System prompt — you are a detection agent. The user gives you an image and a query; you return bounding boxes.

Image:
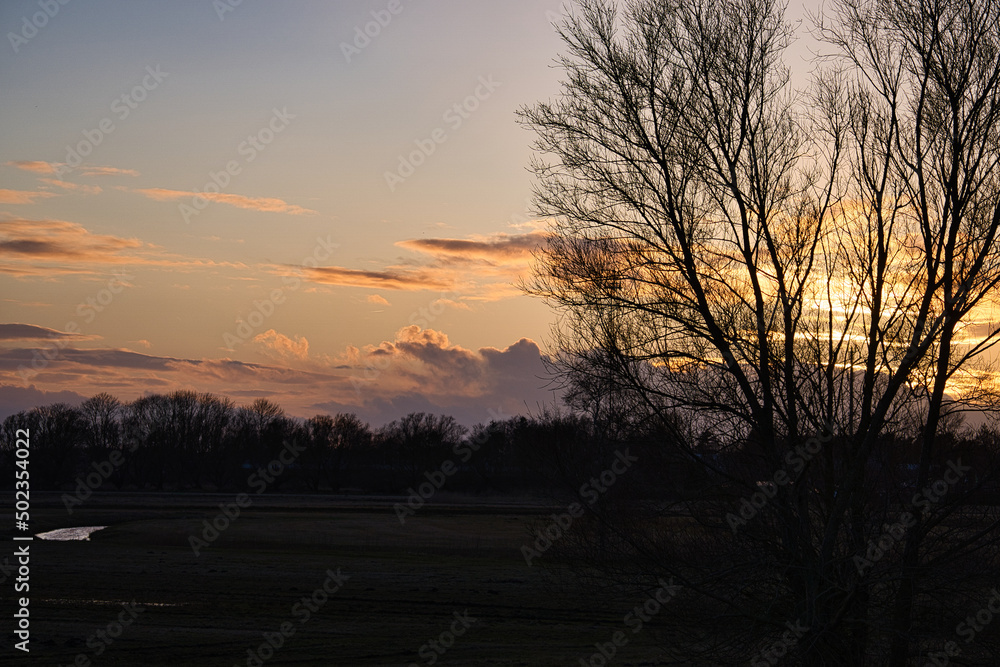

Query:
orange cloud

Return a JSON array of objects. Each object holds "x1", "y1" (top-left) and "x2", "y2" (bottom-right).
[
  {"x1": 0, "y1": 189, "x2": 59, "y2": 204},
  {"x1": 6, "y1": 161, "x2": 57, "y2": 175},
  {"x1": 80, "y1": 166, "x2": 140, "y2": 177},
  {"x1": 0, "y1": 217, "x2": 249, "y2": 277},
  {"x1": 134, "y1": 188, "x2": 316, "y2": 215},
  {"x1": 5, "y1": 162, "x2": 139, "y2": 178},
  {"x1": 40, "y1": 179, "x2": 102, "y2": 195},
  {"x1": 434, "y1": 297, "x2": 471, "y2": 311},
  {"x1": 0, "y1": 218, "x2": 141, "y2": 262},
  {"x1": 300, "y1": 231, "x2": 546, "y2": 300},
  {"x1": 367, "y1": 294, "x2": 391, "y2": 306},
  {"x1": 2, "y1": 298, "x2": 51, "y2": 307},
  {"x1": 253, "y1": 330, "x2": 310, "y2": 362}
]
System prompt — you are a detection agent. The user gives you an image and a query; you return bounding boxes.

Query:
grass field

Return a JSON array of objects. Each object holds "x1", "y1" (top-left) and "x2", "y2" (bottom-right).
[{"x1": 2, "y1": 493, "x2": 677, "y2": 666}]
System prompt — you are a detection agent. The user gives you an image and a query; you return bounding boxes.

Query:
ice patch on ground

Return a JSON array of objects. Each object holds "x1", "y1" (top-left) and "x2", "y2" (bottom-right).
[{"x1": 36, "y1": 526, "x2": 107, "y2": 541}]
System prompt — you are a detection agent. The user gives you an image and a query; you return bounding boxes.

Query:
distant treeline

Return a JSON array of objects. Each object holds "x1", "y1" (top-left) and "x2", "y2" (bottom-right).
[
  {"x1": 2, "y1": 391, "x2": 999, "y2": 499},
  {"x1": 0, "y1": 391, "x2": 635, "y2": 495}
]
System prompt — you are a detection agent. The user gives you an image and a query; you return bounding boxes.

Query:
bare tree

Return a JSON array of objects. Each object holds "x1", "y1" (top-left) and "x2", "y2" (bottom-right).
[
  {"x1": 304, "y1": 413, "x2": 371, "y2": 491},
  {"x1": 520, "y1": 0, "x2": 1000, "y2": 663},
  {"x1": 123, "y1": 393, "x2": 175, "y2": 489},
  {"x1": 378, "y1": 412, "x2": 467, "y2": 489},
  {"x1": 1, "y1": 404, "x2": 84, "y2": 487},
  {"x1": 79, "y1": 392, "x2": 122, "y2": 456}
]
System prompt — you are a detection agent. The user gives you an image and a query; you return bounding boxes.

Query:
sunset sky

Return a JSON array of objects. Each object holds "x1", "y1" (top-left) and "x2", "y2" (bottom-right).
[{"x1": 0, "y1": 0, "x2": 819, "y2": 425}]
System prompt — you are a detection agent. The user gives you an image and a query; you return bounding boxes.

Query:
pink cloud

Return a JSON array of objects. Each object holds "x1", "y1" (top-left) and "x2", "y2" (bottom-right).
[
  {"x1": 0, "y1": 327, "x2": 556, "y2": 425},
  {"x1": 252, "y1": 330, "x2": 310, "y2": 362}
]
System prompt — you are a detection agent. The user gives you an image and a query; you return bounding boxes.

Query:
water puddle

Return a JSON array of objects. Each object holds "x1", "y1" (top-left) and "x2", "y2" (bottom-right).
[
  {"x1": 36, "y1": 526, "x2": 107, "y2": 541},
  {"x1": 42, "y1": 598, "x2": 183, "y2": 607}
]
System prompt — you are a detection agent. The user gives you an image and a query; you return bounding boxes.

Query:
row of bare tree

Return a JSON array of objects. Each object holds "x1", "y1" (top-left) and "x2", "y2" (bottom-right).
[
  {"x1": 0, "y1": 390, "x2": 618, "y2": 493},
  {"x1": 7, "y1": 389, "x2": 995, "y2": 497}
]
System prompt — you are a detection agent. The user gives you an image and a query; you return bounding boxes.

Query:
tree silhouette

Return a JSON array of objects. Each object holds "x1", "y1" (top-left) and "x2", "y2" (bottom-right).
[{"x1": 520, "y1": 0, "x2": 1000, "y2": 662}]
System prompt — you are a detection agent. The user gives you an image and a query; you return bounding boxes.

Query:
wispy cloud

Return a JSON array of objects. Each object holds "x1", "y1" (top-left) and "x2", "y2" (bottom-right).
[
  {"x1": 80, "y1": 166, "x2": 140, "y2": 177},
  {"x1": 40, "y1": 179, "x2": 102, "y2": 195},
  {"x1": 6, "y1": 161, "x2": 139, "y2": 178},
  {"x1": 508, "y1": 218, "x2": 551, "y2": 232},
  {"x1": 304, "y1": 266, "x2": 455, "y2": 291},
  {"x1": 396, "y1": 230, "x2": 547, "y2": 261},
  {"x1": 6, "y1": 160, "x2": 57, "y2": 175},
  {"x1": 0, "y1": 189, "x2": 59, "y2": 204},
  {"x1": 0, "y1": 217, "x2": 248, "y2": 277},
  {"x1": 300, "y1": 231, "x2": 547, "y2": 300},
  {"x1": 0, "y1": 323, "x2": 99, "y2": 341},
  {"x1": 2, "y1": 298, "x2": 51, "y2": 308},
  {"x1": 0, "y1": 218, "x2": 141, "y2": 263},
  {"x1": 134, "y1": 188, "x2": 316, "y2": 215}
]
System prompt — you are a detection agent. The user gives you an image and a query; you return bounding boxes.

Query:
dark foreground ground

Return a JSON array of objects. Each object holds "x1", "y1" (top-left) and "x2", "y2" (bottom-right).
[{"x1": 0, "y1": 493, "x2": 675, "y2": 666}]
